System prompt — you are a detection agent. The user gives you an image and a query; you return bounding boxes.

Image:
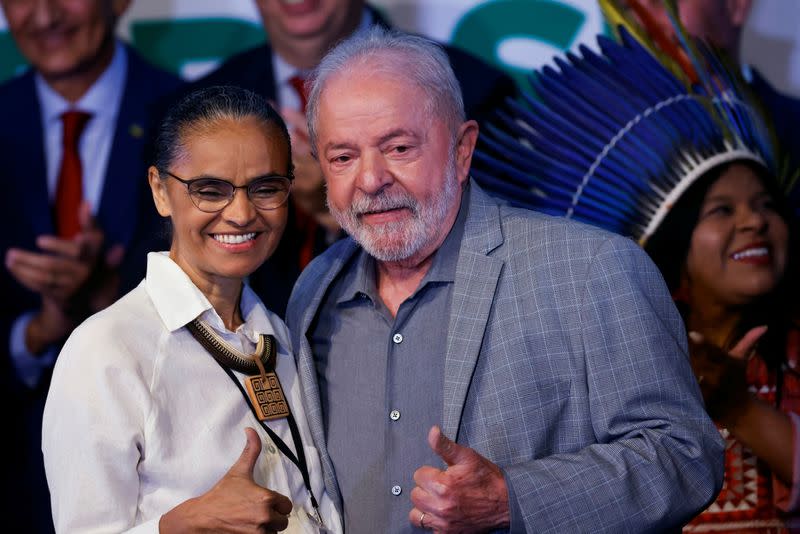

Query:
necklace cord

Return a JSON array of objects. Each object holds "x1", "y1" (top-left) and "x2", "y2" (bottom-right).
[{"x1": 184, "y1": 320, "x2": 320, "y2": 513}]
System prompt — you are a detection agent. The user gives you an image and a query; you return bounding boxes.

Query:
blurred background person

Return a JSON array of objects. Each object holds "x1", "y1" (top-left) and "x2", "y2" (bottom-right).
[
  {"x1": 0, "y1": 0, "x2": 182, "y2": 530},
  {"x1": 193, "y1": 0, "x2": 518, "y2": 317},
  {"x1": 42, "y1": 85, "x2": 342, "y2": 534},
  {"x1": 625, "y1": 0, "x2": 800, "y2": 174},
  {"x1": 477, "y1": 5, "x2": 800, "y2": 530}
]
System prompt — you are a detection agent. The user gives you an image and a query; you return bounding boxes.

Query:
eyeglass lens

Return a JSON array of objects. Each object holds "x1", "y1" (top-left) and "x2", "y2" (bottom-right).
[{"x1": 188, "y1": 177, "x2": 291, "y2": 212}]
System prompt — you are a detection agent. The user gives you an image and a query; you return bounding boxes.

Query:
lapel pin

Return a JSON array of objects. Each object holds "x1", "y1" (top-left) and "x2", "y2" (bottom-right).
[{"x1": 129, "y1": 123, "x2": 144, "y2": 138}]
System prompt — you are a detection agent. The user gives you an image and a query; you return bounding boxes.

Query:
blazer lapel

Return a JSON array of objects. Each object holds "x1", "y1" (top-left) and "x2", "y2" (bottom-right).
[
  {"x1": 442, "y1": 183, "x2": 504, "y2": 440},
  {"x1": 6, "y1": 73, "x2": 53, "y2": 238},
  {"x1": 97, "y1": 49, "x2": 148, "y2": 248},
  {"x1": 293, "y1": 239, "x2": 360, "y2": 515}
]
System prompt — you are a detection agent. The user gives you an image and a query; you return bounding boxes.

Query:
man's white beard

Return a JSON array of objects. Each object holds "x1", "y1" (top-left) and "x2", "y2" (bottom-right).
[{"x1": 329, "y1": 153, "x2": 460, "y2": 262}]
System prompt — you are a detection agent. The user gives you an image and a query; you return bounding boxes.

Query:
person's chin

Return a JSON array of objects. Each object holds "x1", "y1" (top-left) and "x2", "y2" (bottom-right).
[{"x1": 210, "y1": 260, "x2": 262, "y2": 282}]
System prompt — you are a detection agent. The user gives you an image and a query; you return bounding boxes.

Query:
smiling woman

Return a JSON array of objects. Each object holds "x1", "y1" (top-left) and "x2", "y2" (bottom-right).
[
  {"x1": 40, "y1": 85, "x2": 343, "y2": 534},
  {"x1": 147, "y1": 92, "x2": 293, "y2": 314},
  {"x1": 642, "y1": 159, "x2": 800, "y2": 533},
  {"x1": 476, "y1": 5, "x2": 800, "y2": 528}
]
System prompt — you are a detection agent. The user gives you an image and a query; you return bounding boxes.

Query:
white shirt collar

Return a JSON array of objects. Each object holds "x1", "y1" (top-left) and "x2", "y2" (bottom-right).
[
  {"x1": 144, "y1": 252, "x2": 277, "y2": 342},
  {"x1": 35, "y1": 40, "x2": 127, "y2": 122}
]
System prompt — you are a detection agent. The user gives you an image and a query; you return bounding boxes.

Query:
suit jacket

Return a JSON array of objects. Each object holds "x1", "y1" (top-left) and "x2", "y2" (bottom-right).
[
  {"x1": 192, "y1": 5, "x2": 518, "y2": 318},
  {"x1": 286, "y1": 181, "x2": 724, "y2": 532},
  {"x1": 0, "y1": 45, "x2": 182, "y2": 532},
  {"x1": 750, "y1": 68, "x2": 800, "y2": 175}
]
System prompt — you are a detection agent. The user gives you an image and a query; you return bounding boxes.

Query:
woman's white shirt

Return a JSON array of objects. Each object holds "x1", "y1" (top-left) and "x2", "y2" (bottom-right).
[{"x1": 42, "y1": 252, "x2": 341, "y2": 534}]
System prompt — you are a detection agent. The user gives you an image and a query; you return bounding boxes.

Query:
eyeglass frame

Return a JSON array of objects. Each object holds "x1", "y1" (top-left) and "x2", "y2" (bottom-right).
[{"x1": 160, "y1": 170, "x2": 293, "y2": 213}]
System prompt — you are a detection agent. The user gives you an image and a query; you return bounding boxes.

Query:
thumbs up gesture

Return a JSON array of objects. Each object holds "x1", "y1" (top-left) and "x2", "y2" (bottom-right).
[
  {"x1": 409, "y1": 426, "x2": 510, "y2": 532},
  {"x1": 160, "y1": 428, "x2": 293, "y2": 533}
]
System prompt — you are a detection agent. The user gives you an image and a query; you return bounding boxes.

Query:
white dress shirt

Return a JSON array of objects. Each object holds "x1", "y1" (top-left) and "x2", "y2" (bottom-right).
[
  {"x1": 42, "y1": 252, "x2": 341, "y2": 534},
  {"x1": 37, "y1": 40, "x2": 126, "y2": 210},
  {"x1": 10, "y1": 41, "x2": 128, "y2": 387}
]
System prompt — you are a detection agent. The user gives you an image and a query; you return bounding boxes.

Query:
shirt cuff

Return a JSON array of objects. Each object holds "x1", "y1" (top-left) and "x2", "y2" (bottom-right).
[
  {"x1": 9, "y1": 311, "x2": 58, "y2": 389},
  {"x1": 501, "y1": 468, "x2": 525, "y2": 533}
]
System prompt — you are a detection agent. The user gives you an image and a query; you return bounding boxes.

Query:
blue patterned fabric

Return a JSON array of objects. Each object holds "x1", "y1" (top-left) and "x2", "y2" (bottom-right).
[
  {"x1": 474, "y1": 27, "x2": 778, "y2": 245},
  {"x1": 287, "y1": 182, "x2": 724, "y2": 532}
]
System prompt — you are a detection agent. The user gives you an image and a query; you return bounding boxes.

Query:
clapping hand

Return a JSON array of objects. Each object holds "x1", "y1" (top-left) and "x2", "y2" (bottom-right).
[
  {"x1": 5, "y1": 202, "x2": 124, "y2": 353},
  {"x1": 688, "y1": 326, "x2": 767, "y2": 426},
  {"x1": 160, "y1": 428, "x2": 293, "y2": 533},
  {"x1": 280, "y1": 107, "x2": 339, "y2": 232},
  {"x1": 409, "y1": 426, "x2": 510, "y2": 533}
]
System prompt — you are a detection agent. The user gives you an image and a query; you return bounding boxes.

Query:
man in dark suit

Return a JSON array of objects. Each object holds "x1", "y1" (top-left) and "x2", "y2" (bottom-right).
[
  {"x1": 634, "y1": 0, "x2": 800, "y2": 172},
  {"x1": 0, "y1": 0, "x2": 182, "y2": 530},
  {"x1": 195, "y1": 0, "x2": 518, "y2": 317}
]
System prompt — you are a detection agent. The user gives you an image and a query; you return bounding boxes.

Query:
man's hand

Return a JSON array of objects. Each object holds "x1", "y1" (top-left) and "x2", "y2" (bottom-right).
[
  {"x1": 5, "y1": 202, "x2": 124, "y2": 353},
  {"x1": 688, "y1": 326, "x2": 766, "y2": 427},
  {"x1": 160, "y1": 427, "x2": 293, "y2": 533},
  {"x1": 409, "y1": 426, "x2": 510, "y2": 533},
  {"x1": 6, "y1": 234, "x2": 98, "y2": 305}
]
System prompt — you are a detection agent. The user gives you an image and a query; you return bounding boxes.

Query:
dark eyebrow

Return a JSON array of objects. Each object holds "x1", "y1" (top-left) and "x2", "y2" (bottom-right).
[
  {"x1": 182, "y1": 172, "x2": 289, "y2": 183},
  {"x1": 704, "y1": 190, "x2": 771, "y2": 204},
  {"x1": 249, "y1": 173, "x2": 292, "y2": 181}
]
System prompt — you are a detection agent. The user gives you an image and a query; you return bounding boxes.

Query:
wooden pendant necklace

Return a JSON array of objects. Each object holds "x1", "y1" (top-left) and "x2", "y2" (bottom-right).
[{"x1": 185, "y1": 319, "x2": 290, "y2": 421}]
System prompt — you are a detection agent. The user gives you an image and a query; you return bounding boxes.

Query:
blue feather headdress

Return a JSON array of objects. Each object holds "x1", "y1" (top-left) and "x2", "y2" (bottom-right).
[{"x1": 473, "y1": 3, "x2": 781, "y2": 245}]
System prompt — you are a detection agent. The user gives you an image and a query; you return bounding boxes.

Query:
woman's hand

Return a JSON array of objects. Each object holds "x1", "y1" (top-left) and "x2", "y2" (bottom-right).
[
  {"x1": 687, "y1": 326, "x2": 766, "y2": 427},
  {"x1": 689, "y1": 326, "x2": 795, "y2": 486},
  {"x1": 159, "y1": 428, "x2": 293, "y2": 533}
]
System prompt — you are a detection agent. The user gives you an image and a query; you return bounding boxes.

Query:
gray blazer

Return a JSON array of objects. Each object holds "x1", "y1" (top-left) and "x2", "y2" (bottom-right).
[{"x1": 287, "y1": 181, "x2": 724, "y2": 533}]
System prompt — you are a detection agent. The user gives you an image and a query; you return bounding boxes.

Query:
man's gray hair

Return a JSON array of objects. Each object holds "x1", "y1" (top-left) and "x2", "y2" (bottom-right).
[{"x1": 306, "y1": 26, "x2": 466, "y2": 154}]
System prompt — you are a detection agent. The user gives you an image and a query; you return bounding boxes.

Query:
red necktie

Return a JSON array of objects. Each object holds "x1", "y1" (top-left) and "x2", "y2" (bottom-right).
[
  {"x1": 54, "y1": 110, "x2": 92, "y2": 238},
  {"x1": 288, "y1": 74, "x2": 309, "y2": 112},
  {"x1": 287, "y1": 74, "x2": 318, "y2": 269}
]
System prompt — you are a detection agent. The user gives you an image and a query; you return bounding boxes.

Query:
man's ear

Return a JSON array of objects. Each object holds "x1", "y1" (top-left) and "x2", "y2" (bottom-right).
[
  {"x1": 455, "y1": 119, "x2": 479, "y2": 185},
  {"x1": 148, "y1": 166, "x2": 172, "y2": 218}
]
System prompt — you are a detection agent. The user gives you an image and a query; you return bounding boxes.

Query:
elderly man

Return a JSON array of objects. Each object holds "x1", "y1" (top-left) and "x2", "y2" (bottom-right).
[
  {"x1": 286, "y1": 27, "x2": 724, "y2": 533},
  {"x1": 195, "y1": 0, "x2": 517, "y2": 317},
  {"x1": 0, "y1": 0, "x2": 181, "y2": 530}
]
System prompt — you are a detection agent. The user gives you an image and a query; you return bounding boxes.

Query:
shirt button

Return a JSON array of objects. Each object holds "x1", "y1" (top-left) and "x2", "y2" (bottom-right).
[
  {"x1": 267, "y1": 444, "x2": 276, "y2": 454},
  {"x1": 393, "y1": 333, "x2": 403, "y2": 344},
  {"x1": 390, "y1": 409, "x2": 401, "y2": 421},
  {"x1": 391, "y1": 485, "x2": 402, "y2": 496}
]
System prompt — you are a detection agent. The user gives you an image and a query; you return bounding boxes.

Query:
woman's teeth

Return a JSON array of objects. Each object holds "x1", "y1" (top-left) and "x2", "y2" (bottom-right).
[
  {"x1": 213, "y1": 233, "x2": 256, "y2": 244},
  {"x1": 732, "y1": 247, "x2": 768, "y2": 260}
]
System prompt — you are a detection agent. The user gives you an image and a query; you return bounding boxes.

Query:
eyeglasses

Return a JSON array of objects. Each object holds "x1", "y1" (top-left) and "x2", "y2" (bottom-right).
[{"x1": 162, "y1": 171, "x2": 292, "y2": 212}]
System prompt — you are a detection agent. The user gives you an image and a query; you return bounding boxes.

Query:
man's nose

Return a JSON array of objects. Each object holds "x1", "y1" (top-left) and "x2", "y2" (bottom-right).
[
  {"x1": 32, "y1": 0, "x2": 61, "y2": 28},
  {"x1": 356, "y1": 151, "x2": 393, "y2": 194}
]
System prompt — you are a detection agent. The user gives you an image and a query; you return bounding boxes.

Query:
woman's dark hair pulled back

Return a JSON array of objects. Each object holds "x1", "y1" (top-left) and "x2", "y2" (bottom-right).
[{"x1": 151, "y1": 85, "x2": 292, "y2": 176}]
